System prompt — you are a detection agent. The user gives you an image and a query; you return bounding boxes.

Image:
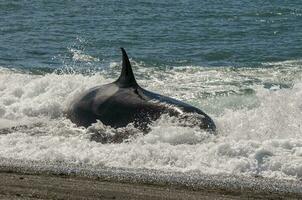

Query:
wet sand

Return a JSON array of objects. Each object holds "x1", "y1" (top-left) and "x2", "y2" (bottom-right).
[
  {"x1": 0, "y1": 161, "x2": 301, "y2": 199},
  {"x1": 0, "y1": 172, "x2": 242, "y2": 200}
]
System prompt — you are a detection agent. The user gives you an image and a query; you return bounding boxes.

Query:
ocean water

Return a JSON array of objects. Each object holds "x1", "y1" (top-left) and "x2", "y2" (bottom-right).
[{"x1": 0, "y1": 1, "x2": 302, "y2": 181}]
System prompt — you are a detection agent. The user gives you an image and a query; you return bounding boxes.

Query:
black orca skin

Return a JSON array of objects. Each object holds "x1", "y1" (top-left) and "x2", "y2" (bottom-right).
[{"x1": 66, "y1": 48, "x2": 216, "y2": 133}]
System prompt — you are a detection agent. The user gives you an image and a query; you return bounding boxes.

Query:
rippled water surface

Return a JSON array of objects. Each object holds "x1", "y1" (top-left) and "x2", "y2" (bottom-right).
[{"x1": 0, "y1": 1, "x2": 302, "y2": 181}]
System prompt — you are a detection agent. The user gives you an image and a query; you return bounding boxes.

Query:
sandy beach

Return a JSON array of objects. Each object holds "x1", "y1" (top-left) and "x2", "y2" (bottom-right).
[
  {"x1": 0, "y1": 161, "x2": 301, "y2": 200},
  {"x1": 0, "y1": 171, "x2": 241, "y2": 200}
]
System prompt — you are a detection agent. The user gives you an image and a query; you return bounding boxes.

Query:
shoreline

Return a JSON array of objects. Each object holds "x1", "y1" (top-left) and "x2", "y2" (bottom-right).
[
  {"x1": 0, "y1": 160, "x2": 301, "y2": 199},
  {"x1": 0, "y1": 171, "x2": 241, "y2": 200}
]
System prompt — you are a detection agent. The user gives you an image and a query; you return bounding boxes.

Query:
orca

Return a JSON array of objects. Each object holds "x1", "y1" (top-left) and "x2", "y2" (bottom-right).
[{"x1": 67, "y1": 48, "x2": 216, "y2": 138}]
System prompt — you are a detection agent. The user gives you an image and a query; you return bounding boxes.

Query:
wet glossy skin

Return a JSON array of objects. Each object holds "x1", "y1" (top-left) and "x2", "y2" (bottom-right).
[
  {"x1": 66, "y1": 48, "x2": 216, "y2": 133},
  {"x1": 67, "y1": 83, "x2": 216, "y2": 131}
]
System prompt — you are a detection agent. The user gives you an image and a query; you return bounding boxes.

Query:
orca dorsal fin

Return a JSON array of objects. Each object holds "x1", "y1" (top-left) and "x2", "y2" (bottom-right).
[{"x1": 116, "y1": 48, "x2": 138, "y2": 87}]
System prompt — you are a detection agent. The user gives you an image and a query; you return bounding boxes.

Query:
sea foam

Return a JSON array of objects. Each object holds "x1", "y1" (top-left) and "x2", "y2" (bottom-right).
[{"x1": 0, "y1": 62, "x2": 302, "y2": 180}]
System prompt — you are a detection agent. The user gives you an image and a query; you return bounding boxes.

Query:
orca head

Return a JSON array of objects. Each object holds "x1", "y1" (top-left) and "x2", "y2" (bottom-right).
[{"x1": 115, "y1": 48, "x2": 138, "y2": 88}]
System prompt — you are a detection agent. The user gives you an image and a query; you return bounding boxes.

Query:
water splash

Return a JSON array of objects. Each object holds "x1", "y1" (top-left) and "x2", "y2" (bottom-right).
[{"x1": 0, "y1": 61, "x2": 302, "y2": 180}]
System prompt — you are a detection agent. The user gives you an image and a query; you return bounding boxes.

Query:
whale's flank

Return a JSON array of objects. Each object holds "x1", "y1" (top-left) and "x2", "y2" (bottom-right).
[{"x1": 66, "y1": 48, "x2": 216, "y2": 142}]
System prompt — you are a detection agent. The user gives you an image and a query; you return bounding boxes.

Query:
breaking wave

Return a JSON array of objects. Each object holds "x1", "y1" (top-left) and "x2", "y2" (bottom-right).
[{"x1": 0, "y1": 60, "x2": 302, "y2": 180}]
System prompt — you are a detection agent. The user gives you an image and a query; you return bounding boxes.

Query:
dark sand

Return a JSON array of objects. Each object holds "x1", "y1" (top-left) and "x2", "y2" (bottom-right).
[
  {"x1": 0, "y1": 160, "x2": 301, "y2": 199},
  {"x1": 0, "y1": 172, "x2": 242, "y2": 200}
]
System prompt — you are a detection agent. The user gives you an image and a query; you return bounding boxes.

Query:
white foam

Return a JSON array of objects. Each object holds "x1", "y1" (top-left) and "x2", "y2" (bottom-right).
[
  {"x1": 0, "y1": 63, "x2": 302, "y2": 181},
  {"x1": 69, "y1": 48, "x2": 100, "y2": 62}
]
